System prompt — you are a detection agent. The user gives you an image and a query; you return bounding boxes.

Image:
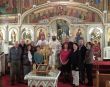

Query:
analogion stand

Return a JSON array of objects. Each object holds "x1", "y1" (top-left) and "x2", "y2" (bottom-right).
[{"x1": 24, "y1": 70, "x2": 61, "y2": 87}]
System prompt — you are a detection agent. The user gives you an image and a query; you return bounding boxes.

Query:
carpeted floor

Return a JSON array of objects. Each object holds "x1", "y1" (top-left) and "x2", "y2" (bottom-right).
[
  {"x1": 1, "y1": 75, "x2": 92, "y2": 87},
  {"x1": 1, "y1": 75, "x2": 27, "y2": 87}
]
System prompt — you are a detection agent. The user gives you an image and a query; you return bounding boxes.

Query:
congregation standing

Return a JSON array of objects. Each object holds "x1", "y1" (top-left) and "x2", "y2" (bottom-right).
[{"x1": 8, "y1": 35, "x2": 94, "y2": 87}]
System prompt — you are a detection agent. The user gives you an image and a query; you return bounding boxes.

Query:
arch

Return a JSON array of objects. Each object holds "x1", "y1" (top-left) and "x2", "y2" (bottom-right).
[
  {"x1": 20, "y1": 1, "x2": 104, "y2": 25},
  {"x1": 48, "y1": 16, "x2": 71, "y2": 26},
  {"x1": 0, "y1": 26, "x2": 6, "y2": 41},
  {"x1": 89, "y1": 26, "x2": 103, "y2": 34}
]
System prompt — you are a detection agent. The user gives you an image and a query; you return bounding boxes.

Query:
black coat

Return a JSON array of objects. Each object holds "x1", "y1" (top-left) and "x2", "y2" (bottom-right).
[
  {"x1": 23, "y1": 51, "x2": 32, "y2": 66},
  {"x1": 19, "y1": 44, "x2": 27, "y2": 55},
  {"x1": 70, "y1": 50, "x2": 81, "y2": 71},
  {"x1": 79, "y1": 45, "x2": 87, "y2": 62}
]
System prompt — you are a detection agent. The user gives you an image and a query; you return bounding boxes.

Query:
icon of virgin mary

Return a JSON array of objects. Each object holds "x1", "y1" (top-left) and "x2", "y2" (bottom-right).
[{"x1": 75, "y1": 29, "x2": 83, "y2": 43}]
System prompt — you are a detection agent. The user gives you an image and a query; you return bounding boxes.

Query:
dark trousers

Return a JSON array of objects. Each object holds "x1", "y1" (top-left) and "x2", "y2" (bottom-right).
[
  {"x1": 85, "y1": 64, "x2": 93, "y2": 86},
  {"x1": 10, "y1": 61, "x2": 21, "y2": 83},
  {"x1": 60, "y1": 62, "x2": 71, "y2": 83},
  {"x1": 79, "y1": 63, "x2": 85, "y2": 84},
  {"x1": 20, "y1": 62, "x2": 24, "y2": 81},
  {"x1": 23, "y1": 65, "x2": 31, "y2": 76}
]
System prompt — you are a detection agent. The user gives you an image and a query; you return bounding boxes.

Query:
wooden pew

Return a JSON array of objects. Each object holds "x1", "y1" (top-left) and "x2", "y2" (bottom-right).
[
  {"x1": 106, "y1": 80, "x2": 110, "y2": 87},
  {"x1": 96, "y1": 71, "x2": 110, "y2": 87}
]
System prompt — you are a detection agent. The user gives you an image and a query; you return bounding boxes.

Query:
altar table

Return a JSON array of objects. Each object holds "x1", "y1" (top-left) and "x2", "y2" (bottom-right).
[{"x1": 24, "y1": 70, "x2": 61, "y2": 87}]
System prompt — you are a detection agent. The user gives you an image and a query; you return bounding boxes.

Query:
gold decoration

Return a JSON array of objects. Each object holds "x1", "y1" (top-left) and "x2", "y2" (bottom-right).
[
  {"x1": 40, "y1": 45, "x2": 52, "y2": 64},
  {"x1": 32, "y1": 64, "x2": 36, "y2": 74}
]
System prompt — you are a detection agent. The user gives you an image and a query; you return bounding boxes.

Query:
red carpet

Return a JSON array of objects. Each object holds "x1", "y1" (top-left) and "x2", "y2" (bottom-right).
[
  {"x1": 2, "y1": 75, "x2": 27, "y2": 87},
  {"x1": 2, "y1": 61, "x2": 109, "y2": 87},
  {"x1": 1, "y1": 75, "x2": 89, "y2": 87}
]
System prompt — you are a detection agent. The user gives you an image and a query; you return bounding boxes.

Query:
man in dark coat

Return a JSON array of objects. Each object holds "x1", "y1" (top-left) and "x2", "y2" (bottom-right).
[
  {"x1": 19, "y1": 39, "x2": 27, "y2": 82},
  {"x1": 8, "y1": 41, "x2": 22, "y2": 85},
  {"x1": 78, "y1": 39, "x2": 87, "y2": 84}
]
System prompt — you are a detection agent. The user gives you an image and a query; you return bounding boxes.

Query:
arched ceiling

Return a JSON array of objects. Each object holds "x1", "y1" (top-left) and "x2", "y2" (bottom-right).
[{"x1": 20, "y1": 1, "x2": 104, "y2": 25}]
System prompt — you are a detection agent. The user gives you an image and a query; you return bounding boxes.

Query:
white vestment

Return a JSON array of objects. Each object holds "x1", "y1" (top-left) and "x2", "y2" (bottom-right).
[
  {"x1": 49, "y1": 40, "x2": 61, "y2": 67},
  {"x1": 36, "y1": 40, "x2": 48, "y2": 46}
]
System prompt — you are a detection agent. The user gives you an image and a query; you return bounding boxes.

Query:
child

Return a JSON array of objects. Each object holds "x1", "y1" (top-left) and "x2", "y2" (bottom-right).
[{"x1": 34, "y1": 46, "x2": 44, "y2": 64}]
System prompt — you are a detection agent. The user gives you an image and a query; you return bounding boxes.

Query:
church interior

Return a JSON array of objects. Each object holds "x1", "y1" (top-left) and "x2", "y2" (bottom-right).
[{"x1": 0, "y1": 0, "x2": 110, "y2": 87}]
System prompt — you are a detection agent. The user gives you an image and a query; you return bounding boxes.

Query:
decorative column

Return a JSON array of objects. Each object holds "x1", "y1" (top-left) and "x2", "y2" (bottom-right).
[
  {"x1": 18, "y1": 13, "x2": 21, "y2": 25},
  {"x1": 84, "y1": 24, "x2": 88, "y2": 42},
  {"x1": 33, "y1": 25, "x2": 36, "y2": 41},
  {"x1": 104, "y1": 24, "x2": 108, "y2": 47},
  {"x1": 103, "y1": 10, "x2": 107, "y2": 23},
  {"x1": 101, "y1": 24, "x2": 106, "y2": 60},
  {"x1": 17, "y1": 0, "x2": 21, "y2": 13},
  {"x1": 5, "y1": 25, "x2": 9, "y2": 43},
  {"x1": 27, "y1": 15, "x2": 30, "y2": 24},
  {"x1": 104, "y1": 0, "x2": 107, "y2": 11},
  {"x1": 3, "y1": 25, "x2": 9, "y2": 54},
  {"x1": 18, "y1": 25, "x2": 22, "y2": 42},
  {"x1": 103, "y1": 0, "x2": 108, "y2": 23}
]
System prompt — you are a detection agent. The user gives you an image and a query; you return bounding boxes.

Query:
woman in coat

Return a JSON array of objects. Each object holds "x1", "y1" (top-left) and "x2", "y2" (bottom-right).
[
  {"x1": 59, "y1": 42, "x2": 70, "y2": 82},
  {"x1": 70, "y1": 43, "x2": 81, "y2": 87},
  {"x1": 85, "y1": 42, "x2": 93, "y2": 86},
  {"x1": 23, "y1": 44, "x2": 32, "y2": 76}
]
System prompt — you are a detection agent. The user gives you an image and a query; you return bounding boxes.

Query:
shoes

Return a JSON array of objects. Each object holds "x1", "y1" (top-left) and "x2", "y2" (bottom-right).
[
  {"x1": 80, "y1": 81, "x2": 85, "y2": 85},
  {"x1": 75, "y1": 86, "x2": 79, "y2": 87},
  {"x1": 71, "y1": 84, "x2": 79, "y2": 87},
  {"x1": 17, "y1": 81, "x2": 24, "y2": 84},
  {"x1": 72, "y1": 84, "x2": 75, "y2": 87},
  {"x1": 86, "y1": 83, "x2": 93, "y2": 86},
  {"x1": 10, "y1": 82, "x2": 15, "y2": 86},
  {"x1": 23, "y1": 81, "x2": 27, "y2": 84}
]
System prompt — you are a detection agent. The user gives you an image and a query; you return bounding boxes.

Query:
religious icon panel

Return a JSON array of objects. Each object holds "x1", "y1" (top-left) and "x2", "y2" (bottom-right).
[
  {"x1": 36, "y1": 27, "x2": 47, "y2": 40},
  {"x1": 70, "y1": 26, "x2": 85, "y2": 42},
  {"x1": 9, "y1": 28, "x2": 18, "y2": 45},
  {"x1": 88, "y1": 27, "x2": 102, "y2": 60},
  {"x1": 0, "y1": 27, "x2": 5, "y2": 44},
  {"x1": 107, "y1": 28, "x2": 110, "y2": 46},
  {"x1": 21, "y1": 28, "x2": 34, "y2": 43}
]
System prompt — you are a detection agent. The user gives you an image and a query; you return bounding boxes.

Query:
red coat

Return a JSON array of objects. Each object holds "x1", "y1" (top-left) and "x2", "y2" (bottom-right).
[{"x1": 60, "y1": 49, "x2": 70, "y2": 65}]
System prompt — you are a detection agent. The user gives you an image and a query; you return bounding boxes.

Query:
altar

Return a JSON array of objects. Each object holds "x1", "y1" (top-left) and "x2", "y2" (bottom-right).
[{"x1": 24, "y1": 70, "x2": 61, "y2": 87}]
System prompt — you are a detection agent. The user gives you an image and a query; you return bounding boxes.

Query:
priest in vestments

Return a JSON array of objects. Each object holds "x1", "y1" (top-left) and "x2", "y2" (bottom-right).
[{"x1": 49, "y1": 36, "x2": 61, "y2": 69}]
